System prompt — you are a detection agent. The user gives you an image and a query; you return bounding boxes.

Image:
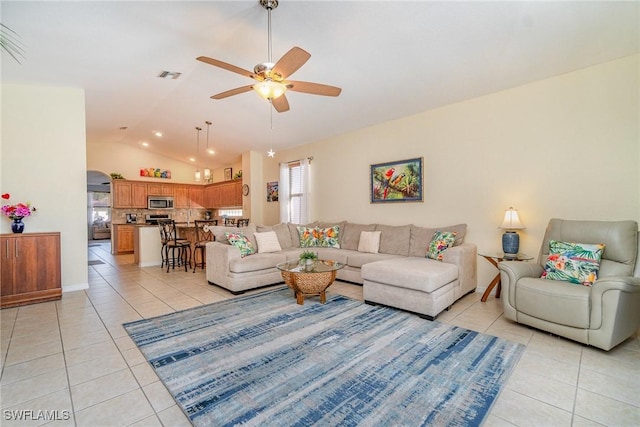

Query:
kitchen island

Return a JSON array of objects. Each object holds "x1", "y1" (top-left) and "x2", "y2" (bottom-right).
[{"x1": 133, "y1": 225, "x2": 163, "y2": 267}]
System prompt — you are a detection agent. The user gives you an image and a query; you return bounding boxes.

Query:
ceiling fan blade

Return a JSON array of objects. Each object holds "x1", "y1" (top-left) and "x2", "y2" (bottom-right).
[
  {"x1": 211, "y1": 85, "x2": 254, "y2": 100},
  {"x1": 197, "y1": 56, "x2": 256, "y2": 79},
  {"x1": 271, "y1": 94, "x2": 290, "y2": 113},
  {"x1": 272, "y1": 47, "x2": 311, "y2": 79},
  {"x1": 287, "y1": 80, "x2": 342, "y2": 97}
]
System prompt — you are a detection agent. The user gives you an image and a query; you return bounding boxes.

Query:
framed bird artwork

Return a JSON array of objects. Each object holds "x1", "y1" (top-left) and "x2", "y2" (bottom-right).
[{"x1": 370, "y1": 157, "x2": 423, "y2": 203}]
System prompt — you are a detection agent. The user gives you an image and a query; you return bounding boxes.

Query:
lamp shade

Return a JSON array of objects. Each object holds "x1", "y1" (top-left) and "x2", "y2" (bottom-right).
[
  {"x1": 499, "y1": 207, "x2": 525, "y2": 230},
  {"x1": 253, "y1": 80, "x2": 287, "y2": 100}
]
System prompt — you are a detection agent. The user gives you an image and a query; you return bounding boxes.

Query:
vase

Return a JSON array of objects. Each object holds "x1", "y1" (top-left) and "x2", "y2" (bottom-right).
[{"x1": 11, "y1": 217, "x2": 25, "y2": 234}]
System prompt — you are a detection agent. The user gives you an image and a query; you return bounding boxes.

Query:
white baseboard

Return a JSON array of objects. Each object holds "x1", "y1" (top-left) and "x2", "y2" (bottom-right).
[{"x1": 62, "y1": 283, "x2": 89, "y2": 292}]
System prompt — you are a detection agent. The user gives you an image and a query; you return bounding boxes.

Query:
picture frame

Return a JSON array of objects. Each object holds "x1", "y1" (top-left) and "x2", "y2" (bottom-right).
[
  {"x1": 224, "y1": 168, "x2": 232, "y2": 181},
  {"x1": 370, "y1": 157, "x2": 423, "y2": 203},
  {"x1": 266, "y1": 181, "x2": 279, "y2": 202}
]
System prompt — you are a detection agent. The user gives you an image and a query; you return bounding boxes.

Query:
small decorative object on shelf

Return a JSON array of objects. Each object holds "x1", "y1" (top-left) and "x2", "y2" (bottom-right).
[
  {"x1": 110, "y1": 172, "x2": 124, "y2": 179},
  {"x1": 1, "y1": 193, "x2": 37, "y2": 234}
]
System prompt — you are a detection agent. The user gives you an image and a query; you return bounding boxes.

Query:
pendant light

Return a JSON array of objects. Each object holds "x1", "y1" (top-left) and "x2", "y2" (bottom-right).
[
  {"x1": 194, "y1": 126, "x2": 202, "y2": 182},
  {"x1": 204, "y1": 121, "x2": 212, "y2": 182}
]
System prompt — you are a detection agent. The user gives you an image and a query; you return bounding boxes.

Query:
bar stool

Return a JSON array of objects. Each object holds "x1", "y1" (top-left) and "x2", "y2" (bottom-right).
[
  {"x1": 159, "y1": 220, "x2": 192, "y2": 272},
  {"x1": 223, "y1": 217, "x2": 236, "y2": 226},
  {"x1": 236, "y1": 218, "x2": 249, "y2": 227},
  {"x1": 193, "y1": 219, "x2": 217, "y2": 273}
]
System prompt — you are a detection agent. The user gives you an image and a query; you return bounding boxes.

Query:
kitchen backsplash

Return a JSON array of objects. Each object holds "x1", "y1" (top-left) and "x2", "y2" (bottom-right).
[{"x1": 111, "y1": 208, "x2": 208, "y2": 224}]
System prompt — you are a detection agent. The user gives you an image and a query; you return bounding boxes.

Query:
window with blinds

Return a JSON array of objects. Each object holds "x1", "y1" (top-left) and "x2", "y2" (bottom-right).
[{"x1": 288, "y1": 161, "x2": 304, "y2": 224}]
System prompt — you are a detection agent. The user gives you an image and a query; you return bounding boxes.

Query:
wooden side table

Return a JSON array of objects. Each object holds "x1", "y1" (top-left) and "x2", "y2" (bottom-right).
[{"x1": 480, "y1": 253, "x2": 533, "y2": 302}]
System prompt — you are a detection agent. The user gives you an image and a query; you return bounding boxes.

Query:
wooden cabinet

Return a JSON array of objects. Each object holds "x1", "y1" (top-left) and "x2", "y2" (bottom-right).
[
  {"x1": 189, "y1": 185, "x2": 205, "y2": 209},
  {"x1": 205, "y1": 180, "x2": 242, "y2": 208},
  {"x1": 1, "y1": 232, "x2": 62, "y2": 308},
  {"x1": 147, "y1": 183, "x2": 173, "y2": 196},
  {"x1": 113, "y1": 224, "x2": 135, "y2": 254},
  {"x1": 174, "y1": 185, "x2": 190, "y2": 209},
  {"x1": 112, "y1": 180, "x2": 147, "y2": 208}
]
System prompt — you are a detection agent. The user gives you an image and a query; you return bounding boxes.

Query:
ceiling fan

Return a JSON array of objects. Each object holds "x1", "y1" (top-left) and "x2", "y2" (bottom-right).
[{"x1": 196, "y1": 0, "x2": 341, "y2": 113}]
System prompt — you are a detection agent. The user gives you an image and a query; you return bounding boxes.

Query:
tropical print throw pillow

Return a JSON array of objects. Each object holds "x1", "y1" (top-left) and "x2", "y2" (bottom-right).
[
  {"x1": 540, "y1": 240, "x2": 605, "y2": 286},
  {"x1": 426, "y1": 231, "x2": 457, "y2": 261},
  {"x1": 225, "y1": 232, "x2": 256, "y2": 257},
  {"x1": 297, "y1": 225, "x2": 341, "y2": 248},
  {"x1": 297, "y1": 226, "x2": 318, "y2": 248}
]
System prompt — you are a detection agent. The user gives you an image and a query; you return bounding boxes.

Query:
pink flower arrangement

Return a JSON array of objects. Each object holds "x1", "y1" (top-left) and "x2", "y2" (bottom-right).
[{"x1": 1, "y1": 193, "x2": 37, "y2": 219}]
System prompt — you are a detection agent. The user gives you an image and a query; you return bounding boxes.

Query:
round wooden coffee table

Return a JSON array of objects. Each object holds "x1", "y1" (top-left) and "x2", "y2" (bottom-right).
[{"x1": 276, "y1": 260, "x2": 345, "y2": 305}]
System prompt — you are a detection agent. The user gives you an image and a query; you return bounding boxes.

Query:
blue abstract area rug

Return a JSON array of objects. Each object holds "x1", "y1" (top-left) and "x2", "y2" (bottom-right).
[{"x1": 123, "y1": 287, "x2": 524, "y2": 426}]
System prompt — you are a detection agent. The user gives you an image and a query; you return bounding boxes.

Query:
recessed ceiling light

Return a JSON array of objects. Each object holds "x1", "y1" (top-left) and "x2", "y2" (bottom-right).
[
  {"x1": 141, "y1": 142, "x2": 149, "y2": 147},
  {"x1": 154, "y1": 131, "x2": 163, "y2": 137},
  {"x1": 207, "y1": 149, "x2": 215, "y2": 155},
  {"x1": 158, "y1": 71, "x2": 182, "y2": 79},
  {"x1": 189, "y1": 157, "x2": 196, "y2": 162}
]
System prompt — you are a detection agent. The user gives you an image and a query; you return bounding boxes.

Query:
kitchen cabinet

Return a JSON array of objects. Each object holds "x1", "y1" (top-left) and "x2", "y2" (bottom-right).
[
  {"x1": 1, "y1": 232, "x2": 62, "y2": 308},
  {"x1": 147, "y1": 183, "x2": 173, "y2": 196},
  {"x1": 174, "y1": 185, "x2": 190, "y2": 209},
  {"x1": 189, "y1": 185, "x2": 205, "y2": 209},
  {"x1": 112, "y1": 180, "x2": 147, "y2": 208},
  {"x1": 205, "y1": 180, "x2": 242, "y2": 208},
  {"x1": 114, "y1": 224, "x2": 135, "y2": 254}
]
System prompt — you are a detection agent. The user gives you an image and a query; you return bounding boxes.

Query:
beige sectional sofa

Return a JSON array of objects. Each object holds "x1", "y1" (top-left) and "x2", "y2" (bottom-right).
[{"x1": 205, "y1": 221, "x2": 477, "y2": 319}]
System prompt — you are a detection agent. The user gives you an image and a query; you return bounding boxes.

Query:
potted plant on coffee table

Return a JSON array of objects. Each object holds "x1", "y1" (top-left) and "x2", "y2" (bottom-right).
[{"x1": 299, "y1": 250, "x2": 318, "y2": 268}]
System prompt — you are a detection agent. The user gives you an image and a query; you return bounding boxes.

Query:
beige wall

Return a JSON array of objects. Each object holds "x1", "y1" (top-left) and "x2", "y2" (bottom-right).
[
  {"x1": 87, "y1": 141, "x2": 242, "y2": 185},
  {"x1": 1, "y1": 84, "x2": 89, "y2": 291},
  {"x1": 262, "y1": 54, "x2": 640, "y2": 289}
]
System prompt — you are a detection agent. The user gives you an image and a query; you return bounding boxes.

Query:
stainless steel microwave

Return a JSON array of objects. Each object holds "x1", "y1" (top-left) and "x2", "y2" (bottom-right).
[{"x1": 148, "y1": 196, "x2": 174, "y2": 210}]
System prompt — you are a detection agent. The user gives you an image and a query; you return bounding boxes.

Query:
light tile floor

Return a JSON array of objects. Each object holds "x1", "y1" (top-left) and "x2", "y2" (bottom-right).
[{"x1": 1, "y1": 242, "x2": 639, "y2": 426}]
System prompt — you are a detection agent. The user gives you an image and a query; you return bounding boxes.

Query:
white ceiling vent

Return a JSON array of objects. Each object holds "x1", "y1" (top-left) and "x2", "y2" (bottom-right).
[{"x1": 158, "y1": 71, "x2": 181, "y2": 79}]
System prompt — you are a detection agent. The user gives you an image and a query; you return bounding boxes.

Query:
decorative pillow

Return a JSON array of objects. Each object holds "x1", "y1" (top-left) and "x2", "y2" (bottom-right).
[
  {"x1": 426, "y1": 231, "x2": 457, "y2": 261},
  {"x1": 225, "y1": 232, "x2": 256, "y2": 257},
  {"x1": 316, "y1": 225, "x2": 341, "y2": 248},
  {"x1": 297, "y1": 226, "x2": 319, "y2": 248},
  {"x1": 253, "y1": 231, "x2": 282, "y2": 253},
  {"x1": 541, "y1": 240, "x2": 605, "y2": 286},
  {"x1": 358, "y1": 231, "x2": 381, "y2": 254},
  {"x1": 297, "y1": 225, "x2": 341, "y2": 248}
]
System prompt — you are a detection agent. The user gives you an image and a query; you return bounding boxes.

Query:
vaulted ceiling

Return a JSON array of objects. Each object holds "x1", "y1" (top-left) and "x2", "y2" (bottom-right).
[{"x1": 2, "y1": 1, "x2": 638, "y2": 170}]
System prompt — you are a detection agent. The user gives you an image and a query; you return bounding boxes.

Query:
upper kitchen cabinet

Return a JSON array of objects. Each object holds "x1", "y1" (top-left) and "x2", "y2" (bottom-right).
[
  {"x1": 189, "y1": 186, "x2": 205, "y2": 209},
  {"x1": 205, "y1": 179, "x2": 242, "y2": 208},
  {"x1": 173, "y1": 185, "x2": 190, "y2": 209},
  {"x1": 147, "y1": 183, "x2": 173, "y2": 196},
  {"x1": 112, "y1": 180, "x2": 147, "y2": 208}
]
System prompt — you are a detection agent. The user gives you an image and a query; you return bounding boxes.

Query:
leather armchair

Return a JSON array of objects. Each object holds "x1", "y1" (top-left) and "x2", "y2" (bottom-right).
[{"x1": 498, "y1": 218, "x2": 640, "y2": 351}]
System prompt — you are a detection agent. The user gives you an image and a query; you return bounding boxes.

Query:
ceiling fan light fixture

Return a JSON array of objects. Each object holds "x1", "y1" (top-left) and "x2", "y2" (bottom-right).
[{"x1": 253, "y1": 80, "x2": 287, "y2": 100}]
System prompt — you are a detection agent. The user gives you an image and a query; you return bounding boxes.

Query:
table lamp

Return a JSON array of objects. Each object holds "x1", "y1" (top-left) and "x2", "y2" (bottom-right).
[{"x1": 499, "y1": 207, "x2": 525, "y2": 257}]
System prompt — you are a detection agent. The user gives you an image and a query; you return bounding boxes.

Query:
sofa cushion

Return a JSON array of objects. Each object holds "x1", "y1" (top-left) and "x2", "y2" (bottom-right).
[
  {"x1": 426, "y1": 231, "x2": 457, "y2": 261},
  {"x1": 541, "y1": 240, "x2": 605, "y2": 286},
  {"x1": 257, "y1": 223, "x2": 293, "y2": 249},
  {"x1": 346, "y1": 252, "x2": 402, "y2": 268},
  {"x1": 362, "y1": 257, "x2": 458, "y2": 293},
  {"x1": 254, "y1": 231, "x2": 282, "y2": 253},
  {"x1": 341, "y1": 223, "x2": 376, "y2": 250},
  {"x1": 376, "y1": 224, "x2": 411, "y2": 256},
  {"x1": 229, "y1": 253, "x2": 287, "y2": 273},
  {"x1": 409, "y1": 224, "x2": 467, "y2": 257},
  {"x1": 358, "y1": 231, "x2": 381, "y2": 254},
  {"x1": 315, "y1": 248, "x2": 350, "y2": 264},
  {"x1": 516, "y1": 277, "x2": 590, "y2": 328}
]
